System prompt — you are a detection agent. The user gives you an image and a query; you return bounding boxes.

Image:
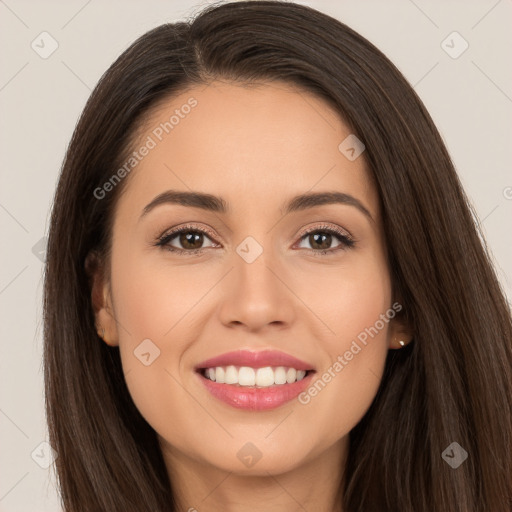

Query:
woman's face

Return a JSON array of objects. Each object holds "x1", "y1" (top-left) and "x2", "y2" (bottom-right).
[{"x1": 93, "y1": 80, "x2": 407, "y2": 476}]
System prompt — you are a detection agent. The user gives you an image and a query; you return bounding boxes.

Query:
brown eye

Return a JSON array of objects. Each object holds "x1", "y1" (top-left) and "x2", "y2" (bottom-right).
[
  {"x1": 156, "y1": 225, "x2": 218, "y2": 255},
  {"x1": 307, "y1": 232, "x2": 334, "y2": 251},
  {"x1": 296, "y1": 226, "x2": 354, "y2": 254},
  {"x1": 177, "y1": 231, "x2": 205, "y2": 250}
]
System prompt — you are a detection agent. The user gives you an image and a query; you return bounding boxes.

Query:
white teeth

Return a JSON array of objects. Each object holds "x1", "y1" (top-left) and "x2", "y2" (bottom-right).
[
  {"x1": 238, "y1": 366, "x2": 255, "y2": 386},
  {"x1": 225, "y1": 365, "x2": 238, "y2": 384},
  {"x1": 286, "y1": 367, "x2": 297, "y2": 383},
  {"x1": 215, "y1": 366, "x2": 225, "y2": 383},
  {"x1": 274, "y1": 366, "x2": 287, "y2": 385},
  {"x1": 202, "y1": 365, "x2": 310, "y2": 387},
  {"x1": 256, "y1": 367, "x2": 274, "y2": 387}
]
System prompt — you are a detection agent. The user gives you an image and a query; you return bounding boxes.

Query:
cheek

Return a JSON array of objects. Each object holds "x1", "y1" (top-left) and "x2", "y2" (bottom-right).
[
  {"x1": 110, "y1": 245, "x2": 213, "y2": 348},
  {"x1": 293, "y1": 246, "x2": 392, "y2": 347},
  {"x1": 293, "y1": 251, "x2": 391, "y2": 434},
  {"x1": 108, "y1": 248, "x2": 209, "y2": 429}
]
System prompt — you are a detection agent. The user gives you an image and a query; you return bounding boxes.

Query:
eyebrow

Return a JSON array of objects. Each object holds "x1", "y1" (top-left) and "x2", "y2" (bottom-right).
[{"x1": 140, "y1": 190, "x2": 373, "y2": 221}]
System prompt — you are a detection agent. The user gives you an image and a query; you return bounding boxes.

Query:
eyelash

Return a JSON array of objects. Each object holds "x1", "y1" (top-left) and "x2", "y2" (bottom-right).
[{"x1": 155, "y1": 223, "x2": 355, "y2": 257}]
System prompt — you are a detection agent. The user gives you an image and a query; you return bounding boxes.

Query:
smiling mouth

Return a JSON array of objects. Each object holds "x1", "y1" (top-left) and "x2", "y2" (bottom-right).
[{"x1": 197, "y1": 365, "x2": 315, "y2": 387}]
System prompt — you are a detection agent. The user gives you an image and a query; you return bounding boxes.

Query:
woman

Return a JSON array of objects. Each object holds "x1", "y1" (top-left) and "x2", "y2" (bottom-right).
[{"x1": 43, "y1": 1, "x2": 512, "y2": 510}]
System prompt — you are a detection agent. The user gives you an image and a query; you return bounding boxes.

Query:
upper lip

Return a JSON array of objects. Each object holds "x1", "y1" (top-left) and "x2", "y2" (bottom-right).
[{"x1": 195, "y1": 349, "x2": 315, "y2": 371}]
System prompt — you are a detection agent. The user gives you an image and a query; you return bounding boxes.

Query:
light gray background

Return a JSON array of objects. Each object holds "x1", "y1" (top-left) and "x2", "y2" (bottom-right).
[{"x1": 1, "y1": 0, "x2": 511, "y2": 510}]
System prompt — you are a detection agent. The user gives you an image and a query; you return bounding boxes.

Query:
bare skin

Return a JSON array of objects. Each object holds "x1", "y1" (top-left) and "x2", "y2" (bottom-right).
[{"x1": 91, "y1": 80, "x2": 411, "y2": 512}]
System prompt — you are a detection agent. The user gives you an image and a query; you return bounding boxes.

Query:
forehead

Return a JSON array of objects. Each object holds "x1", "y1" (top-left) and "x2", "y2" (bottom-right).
[{"x1": 115, "y1": 80, "x2": 378, "y2": 221}]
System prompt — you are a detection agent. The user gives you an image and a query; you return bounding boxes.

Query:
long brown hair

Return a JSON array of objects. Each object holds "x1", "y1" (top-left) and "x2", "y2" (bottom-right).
[{"x1": 43, "y1": 1, "x2": 512, "y2": 510}]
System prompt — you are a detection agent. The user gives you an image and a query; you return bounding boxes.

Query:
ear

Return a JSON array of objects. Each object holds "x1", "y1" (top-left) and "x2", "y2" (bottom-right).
[
  {"x1": 387, "y1": 301, "x2": 414, "y2": 350},
  {"x1": 85, "y1": 250, "x2": 119, "y2": 347}
]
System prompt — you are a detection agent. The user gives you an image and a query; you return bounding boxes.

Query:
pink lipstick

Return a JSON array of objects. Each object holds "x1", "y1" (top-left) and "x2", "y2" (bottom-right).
[{"x1": 195, "y1": 349, "x2": 315, "y2": 411}]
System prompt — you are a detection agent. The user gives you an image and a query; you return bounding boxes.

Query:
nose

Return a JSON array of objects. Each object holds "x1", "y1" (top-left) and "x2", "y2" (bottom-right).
[{"x1": 217, "y1": 247, "x2": 296, "y2": 333}]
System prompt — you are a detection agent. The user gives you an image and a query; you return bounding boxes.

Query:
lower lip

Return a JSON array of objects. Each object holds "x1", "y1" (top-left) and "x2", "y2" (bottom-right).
[{"x1": 197, "y1": 371, "x2": 315, "y2": 411}]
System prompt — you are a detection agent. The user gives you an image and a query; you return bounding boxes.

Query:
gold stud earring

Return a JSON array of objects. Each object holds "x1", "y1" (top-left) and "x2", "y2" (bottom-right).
[{"x1": 399, "y1": 340, "x2": 405, "y2": 347}]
